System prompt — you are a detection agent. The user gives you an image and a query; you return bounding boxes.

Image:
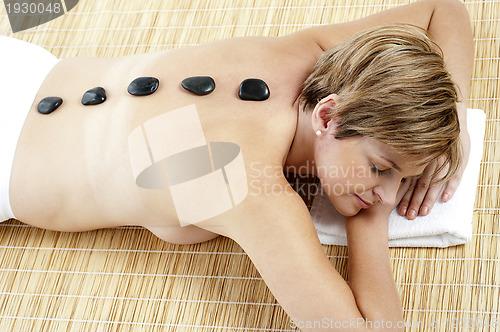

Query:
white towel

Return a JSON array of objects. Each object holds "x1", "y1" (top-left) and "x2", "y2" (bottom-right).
[{"x1": 310, "y1": 108, "x2": 486, "y2": 248}]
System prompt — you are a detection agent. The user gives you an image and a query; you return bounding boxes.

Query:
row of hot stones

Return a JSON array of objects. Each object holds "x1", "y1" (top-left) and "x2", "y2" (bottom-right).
[{"x1": 37, "y1": 76, "x2": 270, "y2": 114}]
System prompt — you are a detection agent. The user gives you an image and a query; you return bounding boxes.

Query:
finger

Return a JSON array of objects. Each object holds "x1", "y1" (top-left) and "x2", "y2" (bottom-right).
[
  {"x1": 419, "y1": 159, "x2": 450, "y2": 215},
  {"x1": 406, "y1": 163, "x2": 437, "y2": 220},
  {"x1": 398, "y1": 177, "x2": 417, "y2": 216},
  {"x1": 419, "y1": 182, "x2": 444, "y2": 216},
  {"x1": 441, "y1": 172, "x2": 462, "y2": 202}
]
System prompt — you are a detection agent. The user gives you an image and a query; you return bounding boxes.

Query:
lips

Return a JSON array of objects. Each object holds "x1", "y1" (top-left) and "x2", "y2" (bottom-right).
[{"x1": 355, "y1": 195, "x2": 372, "y2": 209}]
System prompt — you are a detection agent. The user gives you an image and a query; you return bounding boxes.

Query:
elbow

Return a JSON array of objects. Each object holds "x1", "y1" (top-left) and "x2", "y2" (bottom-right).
[
  {"x1": 426, "y1": 0, "x2": 473, "y2": 52},
  {"x1": 433, "y1": 0, "x2": 471, "y2": 22}
]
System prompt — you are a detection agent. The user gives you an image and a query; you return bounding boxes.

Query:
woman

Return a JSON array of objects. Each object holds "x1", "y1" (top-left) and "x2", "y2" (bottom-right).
[{"x1": 2, "y1": 0, "x2": 472, "y2": 330}]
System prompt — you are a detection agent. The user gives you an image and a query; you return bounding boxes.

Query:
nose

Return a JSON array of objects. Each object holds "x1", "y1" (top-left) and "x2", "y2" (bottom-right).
[{"x1": 373, "y1": 177, "x2": 401, "y2": 207}]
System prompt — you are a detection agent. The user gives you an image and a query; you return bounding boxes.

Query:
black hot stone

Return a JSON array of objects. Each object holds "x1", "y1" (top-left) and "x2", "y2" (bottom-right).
[
  {"x1": 181, "y1": 76, "x2": 216, "y2": 96},
  {"x1": 81, "y1": 87, "x2": 106, "y2": 105},
  {"x1": 127, "y1": 77, "x2": 159, "y2": 96},
  {"x1": 238, "y1": 78, "x2": 270, "y2": 101},
  {"x1": 37, "y1": 97, "x2": 63, "y2": 114}
]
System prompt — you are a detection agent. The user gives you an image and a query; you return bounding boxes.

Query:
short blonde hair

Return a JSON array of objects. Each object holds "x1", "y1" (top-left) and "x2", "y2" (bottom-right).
[{"x1": 300, "y1": 24, "x2": 461, "y2": 183}]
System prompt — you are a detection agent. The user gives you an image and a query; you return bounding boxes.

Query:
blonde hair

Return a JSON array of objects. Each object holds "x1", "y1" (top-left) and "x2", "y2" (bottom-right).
[{"x1": 300, "y1": 24, "x2": 461, "y2": 183}]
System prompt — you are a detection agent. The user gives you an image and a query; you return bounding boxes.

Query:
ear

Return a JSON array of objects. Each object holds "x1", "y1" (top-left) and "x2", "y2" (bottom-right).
[{"x1": 311, "y1": 94, "x2": 340, "y2": 135}]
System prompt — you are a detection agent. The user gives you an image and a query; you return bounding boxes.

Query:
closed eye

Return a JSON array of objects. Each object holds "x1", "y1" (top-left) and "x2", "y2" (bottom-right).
[{"x1": 371, "y1": 164, "x2": 389, "y2": 175}]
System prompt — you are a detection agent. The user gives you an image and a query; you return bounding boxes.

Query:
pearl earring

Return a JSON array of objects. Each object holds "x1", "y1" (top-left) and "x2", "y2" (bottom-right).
[{"x1": 316, "y1": 130, "x2": 322, "y2": 136}]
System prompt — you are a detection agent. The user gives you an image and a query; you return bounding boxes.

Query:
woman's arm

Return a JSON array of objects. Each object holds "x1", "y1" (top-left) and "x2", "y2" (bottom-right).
[
  {"x1": 345, "y1": 209, "x2": 403, "y2": 326},
  {"x1": 285, "y1": 0, "x2": 436, "y2": 52},
  {"x1": 344, "y1": 174, "x2": 415, "y2": 327},
  {"x1": 344, "y1": 199, "x2": 409, "y2": 327},
  {"x1": 202, "y1": 177, "x2": 404, "y2": 331}
]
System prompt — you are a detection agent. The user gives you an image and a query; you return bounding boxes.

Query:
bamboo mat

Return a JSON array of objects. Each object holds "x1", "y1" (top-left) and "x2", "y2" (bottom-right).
[{"x1": 0, "y1": 0, "x2": 498, "y2": 331}]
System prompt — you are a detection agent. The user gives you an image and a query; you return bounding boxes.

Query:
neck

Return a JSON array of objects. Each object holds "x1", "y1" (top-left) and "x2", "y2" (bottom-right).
[{"x1": 284, "y1": 108, "x2": 317, "y2": 175}]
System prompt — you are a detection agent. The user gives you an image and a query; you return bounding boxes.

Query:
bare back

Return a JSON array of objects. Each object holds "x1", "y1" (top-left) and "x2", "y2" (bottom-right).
[{"x1": 9, "y1": 35, "x2": 321, "y2": 240}]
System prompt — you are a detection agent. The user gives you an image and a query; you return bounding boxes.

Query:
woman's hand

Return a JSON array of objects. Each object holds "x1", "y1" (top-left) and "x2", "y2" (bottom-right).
[{"x1": 398, "y1": 131, "x2": 471, "y2": 220}]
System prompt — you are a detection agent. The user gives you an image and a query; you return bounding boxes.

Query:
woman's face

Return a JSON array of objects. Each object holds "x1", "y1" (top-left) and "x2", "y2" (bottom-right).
[{"x1": 314, "y1": 134, "x2": 426, "y2": 217}]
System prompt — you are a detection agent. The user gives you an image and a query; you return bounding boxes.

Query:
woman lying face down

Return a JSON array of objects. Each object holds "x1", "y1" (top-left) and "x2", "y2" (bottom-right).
[
  {"x1": 3, "y1": 0, "x2": 472, "y2": 329},
  {"x1": 285, "y1": 24, "x2": 461, "y2": 217}
]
